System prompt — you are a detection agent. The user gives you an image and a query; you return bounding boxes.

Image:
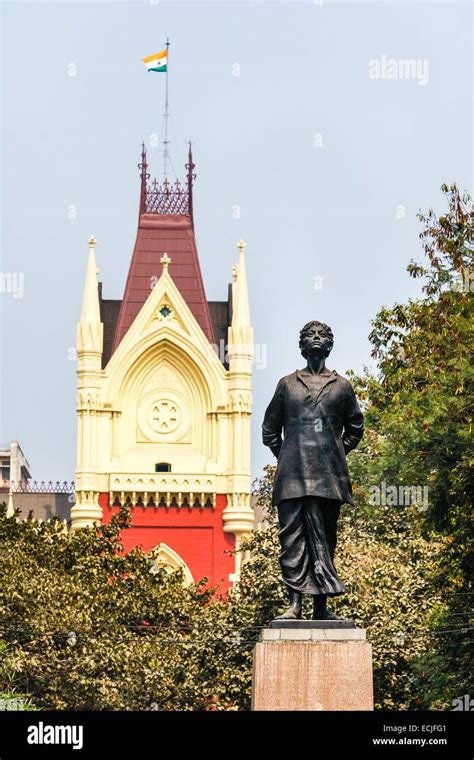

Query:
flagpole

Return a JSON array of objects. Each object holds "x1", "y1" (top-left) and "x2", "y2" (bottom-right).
[{"x1": 163, "y1": 37, "x2": 170, "y2": 184}]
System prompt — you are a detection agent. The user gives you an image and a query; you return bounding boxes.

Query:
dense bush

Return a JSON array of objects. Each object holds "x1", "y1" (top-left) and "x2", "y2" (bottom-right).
[
  {"x1": 348, "y1": 183, "x2": 473, "y2": 706},
  {"x1": 0, "y1": 507, "x2": 248, "y2": 710}
]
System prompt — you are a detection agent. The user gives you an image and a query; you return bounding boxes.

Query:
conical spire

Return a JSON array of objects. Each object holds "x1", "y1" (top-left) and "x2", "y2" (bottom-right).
[
  {"x1": 231, "y1": 240, "x2": 251, "y2": 328},
  {"x1": 77, "y1": 236, "x2": 103, "y2": 355},
  {"x1": 80, "y1": 237, "x2": 101, "y2": 325}
]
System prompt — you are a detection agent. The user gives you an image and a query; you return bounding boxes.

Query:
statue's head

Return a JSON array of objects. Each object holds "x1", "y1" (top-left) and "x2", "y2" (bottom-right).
[{"x1": 299, "y1": 320, "x2": 334, "y2": 359}]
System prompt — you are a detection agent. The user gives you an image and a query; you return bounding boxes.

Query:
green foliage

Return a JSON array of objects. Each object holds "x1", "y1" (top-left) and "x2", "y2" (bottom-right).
[
  {"x1": 0, "y1": 184, "x2": 471, "y2": 711},
  {"x1": 236, "y1": 467, "x2": 453, "y2": 710},
  {"x1": 347, "y1": 183, "x2": 473, "y2": 706},
  {"x1": 237, "y1": 186, "x2": 473, "y2": 708},
  {"x1": 0, "y1": 505, "x2": 249, "y2": 710},
  {"x1": 351, "y1": 184, "x2": 472, "y2": 537},
  {"x1": 0, "y1": 641, "x2": 37, "y2": 710}
]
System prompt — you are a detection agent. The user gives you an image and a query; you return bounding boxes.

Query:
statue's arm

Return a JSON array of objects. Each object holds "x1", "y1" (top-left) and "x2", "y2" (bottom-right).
[
  {"x1": 262, "y1": 378, "x2": 285, "y2": 458},
  {"x1": 341, "y1": 383, "x2": 364, "y2": 454}
]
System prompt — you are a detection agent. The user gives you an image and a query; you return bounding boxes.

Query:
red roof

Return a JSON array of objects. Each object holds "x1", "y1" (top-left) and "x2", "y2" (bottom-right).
[
  {"x1": 111, "y1": 146, "x2": 217, "y2": 354},
  {"x1": 112, "y1": 213, "x2": 215, "y2": 352}
]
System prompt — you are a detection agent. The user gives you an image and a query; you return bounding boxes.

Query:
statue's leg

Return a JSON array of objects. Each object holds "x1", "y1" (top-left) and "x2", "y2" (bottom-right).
[
  {"x1": 274, "y1": 588, "x2": 302, "y2": 620},
  {"x1": 303, "y1": 498, "x2": 348, "y2": 620},
  {"x1": 312, "y1": 592, "x2": 344, "y2": 621},
  {"x1": 273, "y1": 499, "x2": 308, "y2": 620},
  {"x1": 314, "y1": 593, "x2": 327, "y2": 614}
]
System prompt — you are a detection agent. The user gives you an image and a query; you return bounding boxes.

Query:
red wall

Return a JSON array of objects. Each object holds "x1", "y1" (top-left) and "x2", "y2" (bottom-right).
[{"x1": 100, "y1": 493, "x2": 235, "y2": 593}]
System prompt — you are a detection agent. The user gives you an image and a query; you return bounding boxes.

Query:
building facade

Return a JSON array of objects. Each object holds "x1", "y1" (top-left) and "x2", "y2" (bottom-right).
[
  {"x1": 0, "y1": 441, "x2": 31, "y2": 488},
  {"x1": 72, "y1": 146, "x2": 254, "y2": 591},
  {"x1": 1, "y1": 442, "x2": 72, "y2": 522}
]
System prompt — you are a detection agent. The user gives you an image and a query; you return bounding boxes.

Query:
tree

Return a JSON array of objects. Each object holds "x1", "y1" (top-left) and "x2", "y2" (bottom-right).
[
  {"x1": 0, "y1": 641, "x2": 37, "y2": 711},
  {"x1": 237, "y1": 466, "x2": 450, "y2": 710},
  {"x1": 348, "y1": 183, "x2": 473, "y2": 705},
  {"x1": 238, "y1": 185, "x2": 473, "y2": 708},
  {"x1": 0, "y1": 505, "x2": 248, "y2": 710},
  {"x1": 1, "y1": 481, "x2": 447, "y2": 711}
]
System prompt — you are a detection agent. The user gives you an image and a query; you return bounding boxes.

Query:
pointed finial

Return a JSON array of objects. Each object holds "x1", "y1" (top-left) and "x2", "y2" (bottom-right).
[
  {"x1": 80, "y1": 234, "x2": 101, "y2": 327},
  {"x1": 231, "y1": 239, "x2": 251, "y2": 329},
  {"x1": 139, "y1": 143, "x2": 149, "y2": 216},
  {"x1": 161, "y1": 253, "x2": 171, "y2": 270},
  {"x1": 232, "y1": 265, "x2": 238, "y2": 282},
  {"x1": 186, "y1": 141, "x2": 196, "y2": 226}
]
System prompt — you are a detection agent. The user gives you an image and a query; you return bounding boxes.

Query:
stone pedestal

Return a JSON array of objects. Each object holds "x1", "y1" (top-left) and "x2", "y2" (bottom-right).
[{"x1": 252, "y1": 621, "x2": 373, "y2": 711}]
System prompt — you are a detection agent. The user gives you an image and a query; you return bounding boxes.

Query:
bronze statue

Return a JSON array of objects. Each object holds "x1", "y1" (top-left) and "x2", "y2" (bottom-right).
[{"x1": 262, "y1": 320, "x2": 364, "y2": 620}]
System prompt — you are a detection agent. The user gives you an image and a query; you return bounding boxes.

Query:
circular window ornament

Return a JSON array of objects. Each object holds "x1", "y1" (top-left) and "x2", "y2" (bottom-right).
[
  {"x1": 137, "y1": 387, "x2": 190, "y2": 442},
  {"x1": 159, "y1": 305, "x2": 172, "y2": 318},
  {"x1": 147, "y1": 398, "x2": 181, "y2": 434}
]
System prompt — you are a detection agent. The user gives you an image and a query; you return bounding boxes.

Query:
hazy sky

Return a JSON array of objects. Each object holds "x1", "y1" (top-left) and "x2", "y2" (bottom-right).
[{"x1": 1, "y1": 0, "x2": 472, "y2": 482}]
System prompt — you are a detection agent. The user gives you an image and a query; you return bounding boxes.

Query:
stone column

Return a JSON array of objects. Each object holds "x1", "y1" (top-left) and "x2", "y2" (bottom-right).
[{"x1": 252, "y1": 621, "x2": 374, "y2": 711}]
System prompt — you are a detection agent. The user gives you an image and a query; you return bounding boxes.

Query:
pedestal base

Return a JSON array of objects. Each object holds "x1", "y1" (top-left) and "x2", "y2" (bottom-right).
[{"x1": 252, "y1": 622, "x2": 373, "y2": 711}]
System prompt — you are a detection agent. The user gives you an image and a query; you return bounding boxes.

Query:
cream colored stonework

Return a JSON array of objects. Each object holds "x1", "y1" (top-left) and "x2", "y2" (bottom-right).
[
  {"x1": 149, "y1": 543, "x2": 194, "y2": 586},
  {"x1": 73, "y1": 238, "x2": 254, "y2": 583}
]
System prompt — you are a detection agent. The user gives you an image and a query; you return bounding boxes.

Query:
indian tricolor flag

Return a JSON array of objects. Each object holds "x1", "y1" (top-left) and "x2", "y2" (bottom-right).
[{"x1": 143, "y1": 49, "x2": 167, "y2": 73}]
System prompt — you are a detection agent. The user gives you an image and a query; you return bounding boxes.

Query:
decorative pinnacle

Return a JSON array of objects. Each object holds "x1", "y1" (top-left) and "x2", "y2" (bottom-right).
[
  {"x1": 88, "y1": 236, "x2": 96, "y2": 248},
  {"x1": 161, "y1": 253, "x2": 171, "y2": 269},
  {"x1": 232, "y1": 264, "x2": 238, "y2": 282},
  {"x1": 237, "y1": 239, "x2": 246, "y2": 255}
]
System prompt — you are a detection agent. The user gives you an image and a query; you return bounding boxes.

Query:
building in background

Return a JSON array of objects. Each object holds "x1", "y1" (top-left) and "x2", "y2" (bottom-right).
[
  {"x1": 0, "y1": 441, "x2": 73, "y2": 522},
  {"x1": 0, "y1": 441, "x2": 31, "y2": 490},
  {"x1": 0, "y1": 441, "x2": 31, "y2": 488},
  {"x1": 72, "y1": 145, "x2": 254, "y2": 591}
]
